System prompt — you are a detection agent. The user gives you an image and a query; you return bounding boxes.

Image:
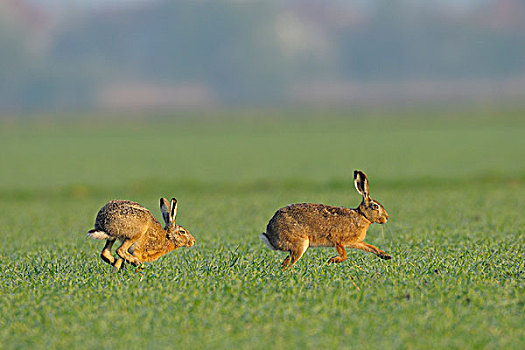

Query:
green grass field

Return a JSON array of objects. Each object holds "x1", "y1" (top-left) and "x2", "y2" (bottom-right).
[{"x1": 1, "y1": 106, "x2": 524, "y2": 349}]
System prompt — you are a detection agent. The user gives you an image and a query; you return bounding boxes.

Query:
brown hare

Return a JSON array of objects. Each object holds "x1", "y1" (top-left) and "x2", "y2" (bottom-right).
[
  {"x1": 87, "y1": 197, "x2": 195, "y2": 271},
  {"x1": 261, "y1": 170, "x2": 391, "y2": 270}
]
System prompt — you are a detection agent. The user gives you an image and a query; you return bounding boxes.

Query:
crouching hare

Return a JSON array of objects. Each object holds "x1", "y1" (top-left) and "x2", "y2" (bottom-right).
[
  {"x1": 261, "y1": 170, "x2": 391, "y2": 270},
  {"x1": 88, "y1": 197, "x2": 195, "y2": 271}
]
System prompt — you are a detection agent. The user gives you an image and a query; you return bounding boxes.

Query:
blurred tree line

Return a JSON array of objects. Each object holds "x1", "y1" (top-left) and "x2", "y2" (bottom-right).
[{"x1": 1, "y1": 0, "x2": 524, "y2": 111}]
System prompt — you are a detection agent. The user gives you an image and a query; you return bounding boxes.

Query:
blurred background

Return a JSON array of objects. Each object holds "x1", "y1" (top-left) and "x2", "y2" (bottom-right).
[{"x1": 1, "y1": 0, "x2": 525, "y2": 113}]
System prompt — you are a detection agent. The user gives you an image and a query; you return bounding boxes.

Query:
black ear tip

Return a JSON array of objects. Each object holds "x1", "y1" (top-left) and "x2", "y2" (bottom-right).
[
  {"x1": 171, "y1": 198, "x2": 177, "y2": 204},
  {"x1": 160, "y1": 197, "x2": 170, "y2": 208}
]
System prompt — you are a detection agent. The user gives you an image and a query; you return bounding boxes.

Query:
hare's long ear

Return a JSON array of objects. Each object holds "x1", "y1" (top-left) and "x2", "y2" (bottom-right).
[
  {"x1": 170, "y1": 198, "x2": 178, "y2": 223},
  {"x1": 160, "y1": 197, "x2": 171, "y2": 225},
  {"x1": 354, "y1": 170, "x2": 370, "y2": 199}
]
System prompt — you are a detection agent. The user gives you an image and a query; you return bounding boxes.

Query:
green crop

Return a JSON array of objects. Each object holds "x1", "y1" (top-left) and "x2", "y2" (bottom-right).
[{"x1": 1, "y1": 106, "x2": 524, "y2": 349}]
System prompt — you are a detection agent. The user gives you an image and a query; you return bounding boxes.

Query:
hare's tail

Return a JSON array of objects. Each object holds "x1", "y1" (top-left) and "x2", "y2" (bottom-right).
[
  {"x1": 87, "y1": 229, "x2": 111, "y2": 240},
  {"x1": 260, "y1": 232, "x2": 277, "y2": 250}
]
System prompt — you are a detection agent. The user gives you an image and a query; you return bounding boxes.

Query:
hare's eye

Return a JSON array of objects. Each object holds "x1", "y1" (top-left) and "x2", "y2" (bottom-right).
[{"x1": 371, "y1": 203, "x2": 379, "y2": 210}]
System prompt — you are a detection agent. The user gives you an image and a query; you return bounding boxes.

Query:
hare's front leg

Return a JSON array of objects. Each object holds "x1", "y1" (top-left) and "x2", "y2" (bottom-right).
[
  {"x1": 281, "y1": 238, "x2": 309, "y2": 271},
  {"x1": 113, "y1": 251, "x2": 144, "y2": 271},
  {"x1": 350, "y1": 242, "x2": 391, "y2": 260},
  {"x1": 100, "y1": 239, "x2": 116, "y2": 265},
  {"x1": 328, "y1": 243, "x2": 347, "y2": 264},
  {"x1": 114, "y1": 238, "x2": 142, "y2": 270}
]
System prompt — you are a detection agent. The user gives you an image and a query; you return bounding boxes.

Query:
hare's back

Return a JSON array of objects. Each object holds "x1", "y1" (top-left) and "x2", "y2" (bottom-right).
[
  {"x1": 95, "y1": 200, "x2": 156, "y2": 239},
  {"x1": 267, "y1": 203, "x2": 354, "y2": 235}
]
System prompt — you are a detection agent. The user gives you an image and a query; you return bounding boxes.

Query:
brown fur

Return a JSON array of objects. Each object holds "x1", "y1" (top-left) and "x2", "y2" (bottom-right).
[
  {"x1": 262, "y1": 170, "x2": 391, "y2": 270},
  {"x1": 88, "y1": 198, "x2": 195, "y2": 271}
]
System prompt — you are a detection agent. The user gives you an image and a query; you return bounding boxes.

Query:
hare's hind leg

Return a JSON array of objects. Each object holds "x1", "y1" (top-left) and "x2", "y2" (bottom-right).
[
  {"x1": 100, "y1": 239, "x2": 116, "y2": 265},
  {"x1": 281, "y1": 238, "x2": 309, "y2": 271},
  {"x1": 328, "y1": 243, "x2": 347, "y2": 264},
  {"x1": 350, "y1": 242, "x2": 391, "y2": 260}
]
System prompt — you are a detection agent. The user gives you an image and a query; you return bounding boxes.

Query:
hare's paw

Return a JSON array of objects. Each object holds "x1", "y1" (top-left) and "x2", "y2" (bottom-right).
[
  {"x1": 135, "y1": 263, "x2": 145, "y2": 273},
  {"x1": 280, "y1": 256, "x2": 291, "y2": 271},
  {"x1": 328, "y1": 256, "x2": 345, "y2": 264},
  {"x1": 130, "y1": 257, "x2": 142, "y2": 266}
]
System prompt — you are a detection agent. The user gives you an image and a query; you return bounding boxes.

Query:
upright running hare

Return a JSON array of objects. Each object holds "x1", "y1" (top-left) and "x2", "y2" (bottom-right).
[
  {"x1": 88, "y1": 198, "x2": 195, "y2": 271},
  {"x1": 261, "y1": 170, "x2": 391, "y2": 270}
]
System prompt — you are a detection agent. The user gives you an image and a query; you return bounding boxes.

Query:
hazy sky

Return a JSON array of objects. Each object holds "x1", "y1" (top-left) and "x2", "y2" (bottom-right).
[
  {"x1": 27, "y1": 0, "x2": 152, "y2": 11},
  {"x1": 27, "y1": 0, "x2": 480, "y2": 11}
]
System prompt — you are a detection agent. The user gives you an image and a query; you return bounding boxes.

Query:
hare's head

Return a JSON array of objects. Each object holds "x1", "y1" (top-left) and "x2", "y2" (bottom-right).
[
  {"x1": 354, "y1": 170, "x2": 388, "y2": 224},
  {"x1": 160, "y1": 198, "x2": 196, "y2": 248}
]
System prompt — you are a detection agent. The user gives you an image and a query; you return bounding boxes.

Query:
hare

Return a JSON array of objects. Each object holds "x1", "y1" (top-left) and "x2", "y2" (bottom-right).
[
  {"x1": 260, "y1": 170, "x2": 391, "y2": 270},
  {"x1": 87, "y1": 197, "x2": 195, "y2": 271}
]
